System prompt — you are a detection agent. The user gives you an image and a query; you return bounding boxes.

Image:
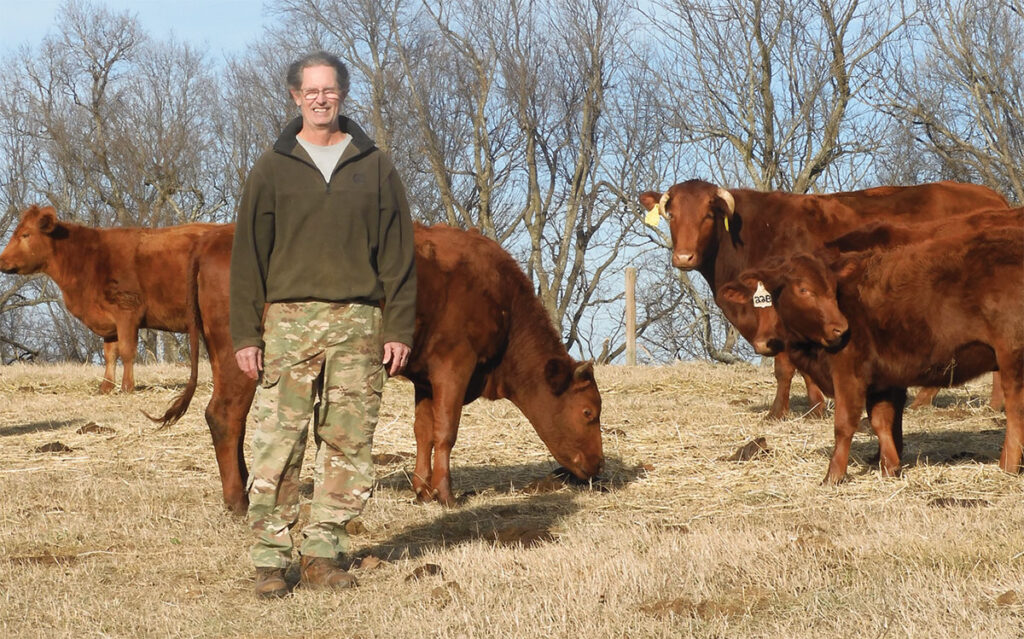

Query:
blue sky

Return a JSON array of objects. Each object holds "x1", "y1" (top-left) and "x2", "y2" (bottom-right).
[{"x1": 0, "y1": 0, "x2": 268, "y2": 55}]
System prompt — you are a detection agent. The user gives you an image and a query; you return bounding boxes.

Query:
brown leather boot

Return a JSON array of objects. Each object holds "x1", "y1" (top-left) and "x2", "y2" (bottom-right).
[
  {"x1": 300, "y1": 556, "x2": 357, "y2": 590},
  {"x1": 254, "y1": 567, "x2": 288, "y2": 599}
]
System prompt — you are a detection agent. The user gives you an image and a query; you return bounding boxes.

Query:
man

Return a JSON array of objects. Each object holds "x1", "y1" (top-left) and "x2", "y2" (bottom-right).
[{"x1": 230, "y1": 51, "x2": 416, "y2": 599}]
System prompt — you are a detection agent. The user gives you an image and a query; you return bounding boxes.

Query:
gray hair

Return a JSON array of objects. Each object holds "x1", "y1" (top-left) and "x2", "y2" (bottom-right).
[{"x1": 286, "y1": 51, "x2": 350, "y2": 94}]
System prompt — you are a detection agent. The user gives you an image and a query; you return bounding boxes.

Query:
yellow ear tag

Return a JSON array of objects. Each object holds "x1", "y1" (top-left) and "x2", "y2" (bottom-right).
[
  {"x1": 644, "y1": 206, "x2": 661, "y2": 227},
  {"x1": 724, "y1": 216, "x2": 730, "y2": 233}
]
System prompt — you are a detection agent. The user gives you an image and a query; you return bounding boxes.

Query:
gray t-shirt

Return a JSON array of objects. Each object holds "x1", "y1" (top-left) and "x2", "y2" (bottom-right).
[{"x1": 296, "y1": 135, "x2": 351, "y2": 183}]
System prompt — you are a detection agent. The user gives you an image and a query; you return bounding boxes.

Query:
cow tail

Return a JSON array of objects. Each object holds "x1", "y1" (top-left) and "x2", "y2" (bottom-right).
[{"x1": 146, "y1": 248, "x2": 202, "y2": 428}]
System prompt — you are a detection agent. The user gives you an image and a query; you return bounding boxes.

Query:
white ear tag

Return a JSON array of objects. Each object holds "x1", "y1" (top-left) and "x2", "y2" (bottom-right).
[{"x1": 752, "y1": 281, "x2": 773, "y2": 308}]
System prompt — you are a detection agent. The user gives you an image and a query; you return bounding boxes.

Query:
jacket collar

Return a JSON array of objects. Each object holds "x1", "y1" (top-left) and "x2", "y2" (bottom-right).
[{"x1": 273, "y1": 115, "x2": 376, "y2": 157}]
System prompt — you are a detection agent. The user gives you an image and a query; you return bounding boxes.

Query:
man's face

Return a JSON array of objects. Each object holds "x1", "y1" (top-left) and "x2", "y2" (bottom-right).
[{"x1": 291, "y1": 64, "x2": 344, "y2": 129}]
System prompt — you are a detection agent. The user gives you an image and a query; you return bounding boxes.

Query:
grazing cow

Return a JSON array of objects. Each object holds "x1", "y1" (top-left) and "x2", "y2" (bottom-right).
[
  {"x1": 723, "y1": 229, "x2": 1024, "y2": 484},
  {"x1": 0, "y1": 205, "x2": 225, "y2": 393},
  {"x1": 155, "y1": 223, "x2": 604, "y2": 513},
  {"x1": 640, "y1": 180, "x2": 1009, "y2": 418}
]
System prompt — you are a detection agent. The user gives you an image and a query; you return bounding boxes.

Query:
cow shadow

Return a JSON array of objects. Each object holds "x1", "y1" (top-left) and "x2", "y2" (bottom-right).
[
  {"x1": 747, "y1": 397, "x2": 833, "y2": 419},
  {"x1": 834, "y1": 426, "x2": 1005, "y2": 470},
  {"x1": 917, "y1": 391, "x2": 997, "y2": 410},
  {"x1": 372, "y1": 454, "x2": 643, "y2": 501},
  {"x1": 347, "y1": 491, "x2": 583, "y2": 564},
  {"x1": 0, "y1": 418, "x2": 86, "y2": 437}
]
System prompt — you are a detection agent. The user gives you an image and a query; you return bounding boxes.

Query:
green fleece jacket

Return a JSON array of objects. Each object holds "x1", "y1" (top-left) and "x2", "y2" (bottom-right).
[{"x1": 229, "y1": 115, "x2": 417, "y2": 351}]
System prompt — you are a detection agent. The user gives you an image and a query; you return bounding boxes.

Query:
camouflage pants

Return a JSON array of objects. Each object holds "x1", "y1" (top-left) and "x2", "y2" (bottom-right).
[{"x1": 247, "y1": 301, "x2": 386, "y2": 568}]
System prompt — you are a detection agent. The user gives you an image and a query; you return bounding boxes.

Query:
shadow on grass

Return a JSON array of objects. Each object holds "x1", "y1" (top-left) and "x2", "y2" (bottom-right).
[
  {"x1": 827, "y1": 426, "x2": 1006, "y2": 469},
  {"x1": 750, "y1": 389, "x2": 999, "y2": 420},
  {"x1": 373, "y1": 454, "x2": 643, "y2": 502},
  {"x1": 351, "y1": 491, "x2": 582, "y2": 563},
  {"x1": 354, "y1": 454, "x2": 645, "y2": 563},
  {"x1": 0, "y1": 418, "x2": 86, "y2": 437}
]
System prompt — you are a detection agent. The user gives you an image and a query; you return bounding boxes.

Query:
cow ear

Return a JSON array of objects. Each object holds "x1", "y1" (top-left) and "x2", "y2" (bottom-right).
[
  {"x1": 572, "y1": 360, "x2": 595, "y2": 383},
  {"x1": 544, "y1": 358, "x2": 573, "y2": 396},
  {"x1": 37, "y1": 207, "x2": 58, "y2": 234},
  {"x1": 831, "y1": 252, "x2": 864, "y2": 282},
  {"x1": 718, "y1": 282, "x2": 751, "y2": 305},
  {"x1": 638, "y1": 191, "x2": 662, "y2": 212}
]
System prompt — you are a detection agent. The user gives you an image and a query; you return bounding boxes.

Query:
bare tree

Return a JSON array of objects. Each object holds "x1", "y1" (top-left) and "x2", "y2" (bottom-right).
[
  {"x1": 882, "y1": 0, "x2": 1023, "y2": 203},
  {"x1": 636, "y1": 0, "x2": 907, "y2": 362},
  {"x1": 268, "y1": 0, "x2": 654, "y2": 358},
  {"x1": 0, "y1": 0, "x2": 230, "y2": 364}
]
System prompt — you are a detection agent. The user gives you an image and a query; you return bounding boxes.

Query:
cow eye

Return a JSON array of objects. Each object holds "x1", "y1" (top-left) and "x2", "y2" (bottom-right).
[{"x1": 583, "y1": 408, "x2": 593, "y2": 419}]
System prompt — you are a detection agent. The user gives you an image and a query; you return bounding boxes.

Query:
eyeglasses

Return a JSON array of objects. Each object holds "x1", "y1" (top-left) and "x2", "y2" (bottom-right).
[{"x1": 300, "y1": 87, "x2": 342, "y2": 101}]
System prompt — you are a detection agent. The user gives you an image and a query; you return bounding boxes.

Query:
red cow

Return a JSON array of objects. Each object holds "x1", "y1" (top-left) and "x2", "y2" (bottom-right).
[
  {"x1": 826, "y1": 207, "x2": 1023, "y2": 409},
  {"x1": 722, "y1": 228, "x2": 1024, "y2": 484},
  {"x1": 155, "y1": 223, "x2": 604, "y2": 513},
  {"x1": 639, "y1": 180, "x2": 1009, "y2": 418},
  {"x1": 0, "y1": 205, "x2": 225, "y2": 393}
]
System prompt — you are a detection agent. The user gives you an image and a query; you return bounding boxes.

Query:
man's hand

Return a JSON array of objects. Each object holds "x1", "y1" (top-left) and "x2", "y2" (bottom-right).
[
  {"x1": 382, "y1": 341, "x2": 411, "y2": 376},
  {"x1": 235, "y1": 346, "x2": 263, "y2": 380}
]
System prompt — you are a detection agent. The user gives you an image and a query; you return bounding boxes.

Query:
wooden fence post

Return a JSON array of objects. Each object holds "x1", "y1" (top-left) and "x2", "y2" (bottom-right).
[{"x1": 626, "y1": 267, "x2": 636, "y2": 365}]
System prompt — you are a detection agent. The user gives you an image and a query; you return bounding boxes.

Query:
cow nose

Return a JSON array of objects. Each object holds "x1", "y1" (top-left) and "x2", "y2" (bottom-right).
[{"x1": 672, "y1": 252, "x2": 696, "y2": 269}]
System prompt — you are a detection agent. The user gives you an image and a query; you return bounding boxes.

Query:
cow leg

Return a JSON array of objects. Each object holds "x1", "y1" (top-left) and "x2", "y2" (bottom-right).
[
  {"x1": 203, "y1": 352, "x2": 255, "y2": 516},
  {"x1": 866, "y1": 388, "x2": 906, "y2": 477},
  {"x1": 429, "y1": 388, "x2": 465, "y2": 508},
  {"x1": 412, "y1": 388, "x2": 437, "y2": 503},
  {"x1": 425, "y1": 360, "x2": 474, "y2": 507},
  {"x1": 990, "y1": 371, "x2": 1005, "y2": 412},
  {"x1": 768, "y1": 353, "x2": 794, "y2": 420},
  {"x1": 803, "y1": 373, "x2": 827, "y2": 419},
  {"x1": 205, "y1": 389, "x2": 253, "y2": 516},
  {"x1": 908, "y1": 386, "x2": 939, "y2": 409},
  {"x1": 114, "y1": 321, "x2": 139, "y2": 393},
  {"x1": 100, "y1": 338, "x2": 118, "y2": 394},
  {"x1": 996, "y1": 353, "x2": 1024, "y2": 473},
  {"x1": 824, "y1": 373, "x2": 866, "y2": 485}
]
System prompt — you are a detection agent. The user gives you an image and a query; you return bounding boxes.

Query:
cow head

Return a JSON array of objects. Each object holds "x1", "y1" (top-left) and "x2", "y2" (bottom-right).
[
  {"x1": 640, "y1": 179, "x2": 735, "y2": 270},
  {"x1": 532, "y1": 358, "x2": 605, "y2": 480},
  {"x1": 742, "y1": 253, "x2": 849, "y2": 350},
  {"x1": 0, "y1": 206, "x2": 61, "y2": 275},
  {"x1": 717, "y1": 276, "x2": 786, "y2": 356}
]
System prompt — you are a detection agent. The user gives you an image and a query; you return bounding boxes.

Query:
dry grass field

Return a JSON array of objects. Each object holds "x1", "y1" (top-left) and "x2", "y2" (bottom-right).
[{"x1": 1, "y1": 360, "x2": 1022, "y2": 638}]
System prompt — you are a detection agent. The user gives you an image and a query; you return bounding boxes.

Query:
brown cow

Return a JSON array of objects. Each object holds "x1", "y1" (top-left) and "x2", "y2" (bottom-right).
[
  {"x1": 639, "y1": 180, "x2": 1010, "y2": 418},
  {"x1": 722, "y1": 228, "x2": 1024, "y2": 484},
  {"x1": 155, "y1": 223, "x2": 604, "y2": 513},
  {"x1": 826, "y1": 207, "x2": 1023, "y2": 409},
  {"x1": 0, "y1": 205, "x2": 225, "y2": 393}
]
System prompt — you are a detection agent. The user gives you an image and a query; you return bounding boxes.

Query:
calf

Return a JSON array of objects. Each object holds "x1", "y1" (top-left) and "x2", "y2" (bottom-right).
[
  {"x1": 727, "y1": 230, "x2": 1024, "y2": 484},
  {"x1": 0, "y1": 205, "x2": 224, "y2": 392}
]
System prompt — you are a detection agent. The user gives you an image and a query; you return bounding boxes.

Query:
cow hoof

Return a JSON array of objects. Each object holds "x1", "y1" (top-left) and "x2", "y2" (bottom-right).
[
  {"x1": 821, "y1": 472, "x2": 848, "y2": 486},
  {"x1": 879, "y1": 464, "x2": 902, "y2": 478},
  {"x1": 224, "y1": 497, "x2": 249, "y2": 517},
  {"x1": 98, "y1": 382, "x2": 115, "y2": 394}
]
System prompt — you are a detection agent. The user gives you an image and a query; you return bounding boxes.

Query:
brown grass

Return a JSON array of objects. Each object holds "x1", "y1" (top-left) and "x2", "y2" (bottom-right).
[{"x1": 1, "y1": 361, "x2": 1022, "y2": 638}]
